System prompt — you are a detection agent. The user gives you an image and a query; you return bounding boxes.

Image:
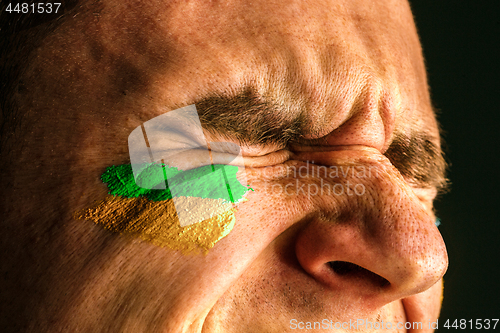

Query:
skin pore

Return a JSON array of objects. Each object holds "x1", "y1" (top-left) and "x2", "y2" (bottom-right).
[{"x1": 0, "y1": 0, "x2": 448, "y2": 332}]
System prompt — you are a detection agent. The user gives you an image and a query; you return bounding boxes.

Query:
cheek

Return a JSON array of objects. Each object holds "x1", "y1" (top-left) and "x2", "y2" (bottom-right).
[
  {"x1": 75, "y1": 196, "x2": 237, "y2": 255},
  {"x1": 74, "y1": 163, "x2": 254, "y2": 255}
]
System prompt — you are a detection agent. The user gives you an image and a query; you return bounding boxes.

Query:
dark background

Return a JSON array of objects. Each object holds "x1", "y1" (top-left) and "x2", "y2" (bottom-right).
[{"x1": 409, "y1": 0, "x2": 500, "y2": 324}]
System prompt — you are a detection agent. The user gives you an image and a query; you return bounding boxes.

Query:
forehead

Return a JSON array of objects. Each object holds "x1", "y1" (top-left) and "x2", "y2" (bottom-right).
[{"x1": 23, "y1": 0, "x2": 437, "y2": 143}]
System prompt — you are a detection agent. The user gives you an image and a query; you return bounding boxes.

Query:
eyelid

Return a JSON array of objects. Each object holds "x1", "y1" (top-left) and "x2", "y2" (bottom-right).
[{"x1": 239, "y1": 149, "x2": 292, "y2": 168}]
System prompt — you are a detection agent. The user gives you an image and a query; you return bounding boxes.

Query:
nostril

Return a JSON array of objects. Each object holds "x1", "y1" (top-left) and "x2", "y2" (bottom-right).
[
  {"x1": 329, "y1": 261, "x2": 390, "y2": 288},
  {"x1": 329, "y1": 261, "x2": 361, "y2": 275}
]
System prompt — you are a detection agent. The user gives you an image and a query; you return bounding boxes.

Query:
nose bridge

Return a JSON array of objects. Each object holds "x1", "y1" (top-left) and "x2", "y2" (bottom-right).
[{"x1": 293, "y1": 148, "x2": 448, "y2": 307}]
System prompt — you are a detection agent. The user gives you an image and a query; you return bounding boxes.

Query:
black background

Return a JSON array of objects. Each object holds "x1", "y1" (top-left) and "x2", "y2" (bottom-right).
[{"x1": 409, "y1": 0, "x2": 500, "y2": 324}]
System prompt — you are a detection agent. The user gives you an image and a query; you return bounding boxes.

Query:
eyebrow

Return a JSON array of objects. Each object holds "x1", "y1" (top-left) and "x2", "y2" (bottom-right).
[
  {"x1": 194, "y1": 87, "x2": 307, "y2": 148},
  {"x1": 384, "y1": 131, "x2": 449, "y2": 193}
]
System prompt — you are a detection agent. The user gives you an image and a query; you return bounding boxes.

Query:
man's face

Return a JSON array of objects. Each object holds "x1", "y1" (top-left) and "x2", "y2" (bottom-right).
[{"x1": 7, "y1": 0, "x2": 448, "y2": 331}]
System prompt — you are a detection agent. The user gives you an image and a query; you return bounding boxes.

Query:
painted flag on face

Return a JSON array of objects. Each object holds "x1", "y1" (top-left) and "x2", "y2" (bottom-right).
[{"x1": 128, "y1": 104, "x2": 249, "y2": 227}]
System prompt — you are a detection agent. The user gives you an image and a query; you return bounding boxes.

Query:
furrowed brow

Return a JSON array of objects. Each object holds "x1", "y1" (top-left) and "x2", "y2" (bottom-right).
[
  {"x1": 194, "y1": 87, "x2": 306, "y2": 148},
  {"x1": 384, "y1": 131, "x2": 449, "y2": 193}
]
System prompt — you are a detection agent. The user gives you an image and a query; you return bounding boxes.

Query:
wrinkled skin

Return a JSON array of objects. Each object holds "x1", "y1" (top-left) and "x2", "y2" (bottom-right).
[{"x1": 1, "y1": 0, "x2": 448, "y2": 332}]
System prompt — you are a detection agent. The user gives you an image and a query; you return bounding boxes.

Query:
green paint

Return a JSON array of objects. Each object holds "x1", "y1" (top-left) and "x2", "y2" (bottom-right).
[{"x1": 101, "y1": 163, "x2": 251, "y2": 203}]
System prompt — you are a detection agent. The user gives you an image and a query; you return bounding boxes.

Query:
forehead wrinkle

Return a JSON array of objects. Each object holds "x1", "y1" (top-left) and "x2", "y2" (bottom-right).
[{"x1": 157, "y1": 0, "x2": 359, "y2": 126}]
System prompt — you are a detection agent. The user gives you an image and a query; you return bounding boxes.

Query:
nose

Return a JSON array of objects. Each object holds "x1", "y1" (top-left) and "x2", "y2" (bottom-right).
[{"x1": 293, "y1": 148, "x2": 448, "y2": 311}]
